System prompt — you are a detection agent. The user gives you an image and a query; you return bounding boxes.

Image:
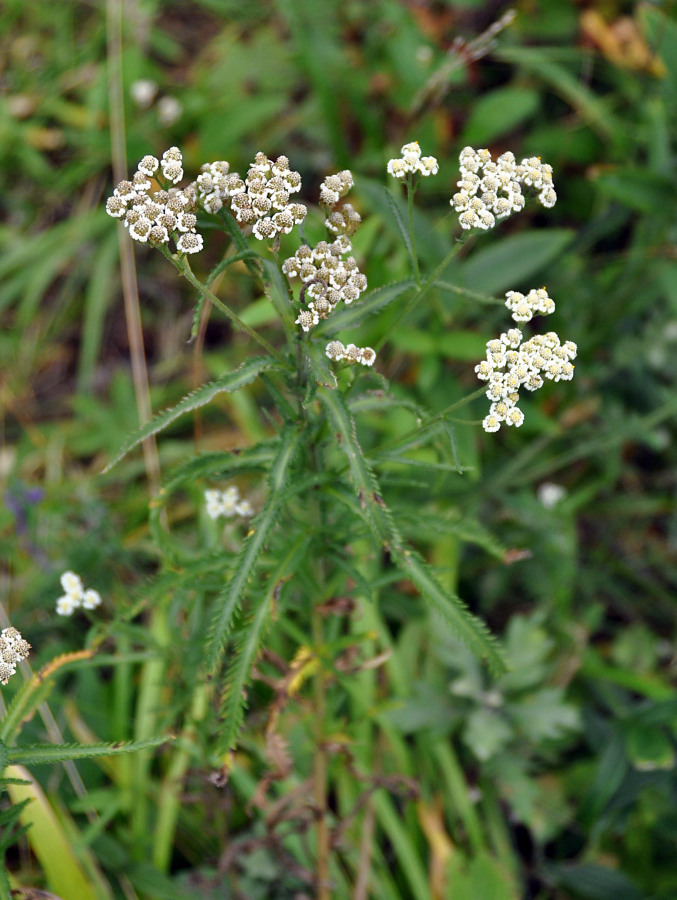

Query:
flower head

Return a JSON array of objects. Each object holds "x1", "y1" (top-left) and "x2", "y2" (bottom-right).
[
  {"x1": 387, "y1": 141, "x2": 439, "y2": 179},
  {"x1": 56, "y1": 571, "x2": 102, "y2": 617},
  {"x1": 106, "y1": 147, "x2": 204, "y2": 255},
  {"x1": 0, "y1": 626, "x2": 31, "y2": 685},
  {"x1": 451, "y1": 147, "x2": 556, "y2": 231}
]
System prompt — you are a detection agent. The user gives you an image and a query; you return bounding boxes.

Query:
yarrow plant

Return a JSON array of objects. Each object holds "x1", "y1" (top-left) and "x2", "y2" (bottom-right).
[{"x1": 102, "y1": 138, "x2": 578, "y2": 898}]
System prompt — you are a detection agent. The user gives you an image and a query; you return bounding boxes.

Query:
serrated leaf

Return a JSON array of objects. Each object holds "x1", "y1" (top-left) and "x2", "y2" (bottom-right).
[
  {"x1": 205, "y1": 427, "x2": 301, "y2": 673},
  {"x1": 318, "y1": 279, "x2": 414, "y2": 335},
  {"x1": 217, "y1": 533, "x2": 310, "y2": 755},
  {"x1": 394, "y1": 549, "x2": 505, "y2": 675},
  {"x1": 319, "y1": 387, "x2": 505, "y2": 673},
  {"x1": 304, "y1": 340, "x2": 337, "y2": 390},
  {"x1": 149, "y1": 443, "x2": 277, "y2": 567},
  {"x1": 8, "y1": 736, "x2": 171, "y2": 766},
  {"x1": 103, "y1": 356, "x2": 279, "y2": 472},
  {"x1": 384, "y1": 187, "x2": 418, "y2": 279}
]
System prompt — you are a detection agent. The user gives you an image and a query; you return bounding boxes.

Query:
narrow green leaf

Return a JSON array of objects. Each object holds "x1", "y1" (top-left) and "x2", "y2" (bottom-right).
[
  {"x1": 206, "y1": 248, "x2": 261, "y2": 286},
  {"x1": 304, "y1": 340, "x2": 338, "y2": 391},
  {"x1": 261, "y1": 257, "x2": 295, "y2": 327},
  {"x1": 318, "y1": 279, "x2": 414, "y2": 335},
  {"x1": 8, "y1": 736, "x2": 171, "y2": 766},
  {"x1": 104, "y1": 356, "x2": 279, "y2": 472},
  {"x1": 217, "y1": 534, "x2": 310, "y2": 755},
  {"x1": 495, "y1": 47, "x2": 620, "y2": 140},
  {"x1": 444, "y1": 421, "x2": 463, "y2": 474},
  {"x1": 384, "y1": 188, "x2": 418, "y2": 279},
  {"x1": 205, "y1": 426, "x2": 301, "y2": 673}
]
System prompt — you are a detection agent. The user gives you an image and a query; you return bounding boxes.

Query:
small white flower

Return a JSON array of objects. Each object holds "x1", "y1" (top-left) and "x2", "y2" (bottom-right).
[
  {"x1": 82, "y1": 589, "x2": 102, "y2": 610},
  {"x1": 505, "y1": 407, "x2": 525, "y2": 427},
  {"x1": 130, "y1": 79, "x2": 158, "y2": 108},
  {"x1": 157, "y1": 96, "x2": 182, "y2": 126},
  {"x1": 295, "y1": 309, "x2": 318, "y2": 332},
  {"x1": 61, "y1": 571, "x2": 84, "y2": 599},
  {"x1": 359, "y1": 347, "x2": 376, "y2": 366},
  {"x1": 482, "y1": 414, "x2": 501, "y2": 433},
  {"x1": 221, "y1": 486, "x2": 240, "y2": 517},
  {"x1": 326, "y1": 341, "x2": 346, "y2": 361},
  {"x1": 538, "y1": 482, "x2": 566, "y2": 508},
  {"x1": 56, "y1": 594, "x2": 79, "y2": 616},
  {"x1": 205, "y1": 490, "x2": 224, "y2": 519},
  {"x1": 387, "y1": 158, "x2": 408, "y2": 179},
  {"x1": 176, "y1": 231, "x2": 203, "y2": 254},
  {"x1": 235, "y1": 499, "x2": 254, "y2": 517},
  {"x1": 138, "y1": 155, "x2": 159, "y2": 177},
  {"x1": 162, "y1": 162, "x2": 183, "y2": 184}
]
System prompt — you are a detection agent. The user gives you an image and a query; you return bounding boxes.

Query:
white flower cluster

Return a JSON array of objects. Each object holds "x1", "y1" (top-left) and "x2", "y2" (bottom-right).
[
  {"x1": 199, "y1": 151, "x2": 307, "y2": 241},
  {"x1": 387, "y1": 141, "x2": 439, "y2": 179},
  {"x1": 0, "y1": 627, "x2": 31, "y2": 686},
  {"x1": 283, "y1": 236, "x2": 368, "y2": 332},
  {"x1": 205, "y1": 487, "x2": 253, "y2": 520},
  {"x1": 505, "y1": 286, "x2": 555, "y2": 323},
  {"x1": 475, "y1": 328, "x2": 577, "y2": 433},
  {"x1": 451, "y1": 147, "x2": 556, "y2": 231},
  {"x1": 105, "y1": 147, "x2": 204, "y2": 254},
  {"x1": 56, "y1": 571, "x2": 102, "y2": 617},
  {"x1": 319, "y1": 170, "x2": 354, "y2": 208},
  {"x1": 325, "y1": 341, "x2": 376, "y2": 366}
]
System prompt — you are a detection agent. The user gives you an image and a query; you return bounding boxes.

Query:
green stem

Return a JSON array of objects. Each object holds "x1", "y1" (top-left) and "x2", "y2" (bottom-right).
[
  {"x1": 161, "y1": 247, "x2": 283, "y2": 361},
  {"x1": 375, "y1": 236, "x2": 469, "y2": 352},
  {"x1": 367, "y1": 384, "x2": 488, "y2": 457},
  {"x1": 406, "y1": 179, "x2": 421, "y2": 286}
]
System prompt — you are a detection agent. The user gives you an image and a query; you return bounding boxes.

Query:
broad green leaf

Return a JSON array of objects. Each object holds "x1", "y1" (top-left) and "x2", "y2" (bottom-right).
[
  {"x1": 461, "y1": 86, "x2": 540, "y2": 145},
  {"x1": 593, "y1": 167, "x2": 677, "y2": 213},
  {"x1": 304, "y1": 340, "x2": 338, "y2": 391},
  {"x1": 104, "y1": 356, "x2": 279, "y2": 472},
  {"x1": 460, "y1": 229, "x2": 574, "y2": 294},
  {"x1": 205, "y1": 426, "x2": 301, "y2": 673},
  {"x1": 625, "y1": 724, "x2": 675, "y2": 772}
]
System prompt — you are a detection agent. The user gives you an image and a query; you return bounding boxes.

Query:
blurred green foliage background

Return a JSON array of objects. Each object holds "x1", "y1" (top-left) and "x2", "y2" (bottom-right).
[{"x1": 1, "y1": 1, "x2": 677, "y2": 898}]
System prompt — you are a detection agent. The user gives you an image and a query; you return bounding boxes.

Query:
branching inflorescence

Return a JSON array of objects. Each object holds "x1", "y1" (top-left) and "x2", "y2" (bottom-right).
[{"x1": 106, "y1": 141, "x2": 577, "y2": 440}]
